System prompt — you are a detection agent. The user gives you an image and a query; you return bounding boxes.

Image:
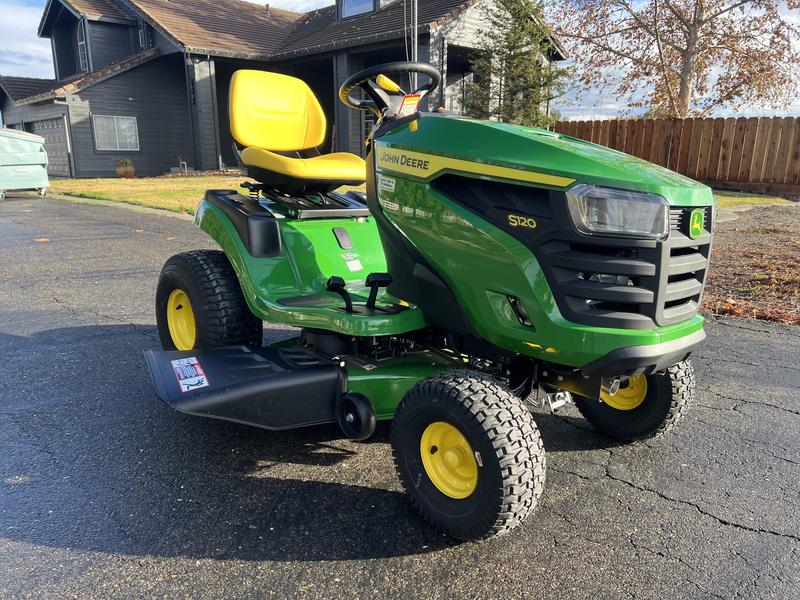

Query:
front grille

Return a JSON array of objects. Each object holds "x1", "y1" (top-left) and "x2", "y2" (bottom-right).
[
  {"x1": 538, "y1": 206, "x2": 713, "y2": 329},
  {"x1": 429, "y1": 174, "x2": 713, "y2": 331}
]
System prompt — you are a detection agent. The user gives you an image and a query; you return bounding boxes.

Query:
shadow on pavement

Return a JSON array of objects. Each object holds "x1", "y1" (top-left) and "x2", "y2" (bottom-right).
[{"x1": 0, "y1": 323, "x2": 613, "y2": 562}]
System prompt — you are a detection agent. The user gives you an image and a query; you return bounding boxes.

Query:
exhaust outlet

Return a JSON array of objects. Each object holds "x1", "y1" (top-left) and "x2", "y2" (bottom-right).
[{"x1": 601, "y1": 377, "x2": 621, "y2": 396}]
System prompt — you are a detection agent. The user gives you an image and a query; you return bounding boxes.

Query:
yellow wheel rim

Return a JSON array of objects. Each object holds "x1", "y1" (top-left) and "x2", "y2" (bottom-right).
[
  {"x1": 420, "y1": 421, "x2": 478, "y2": 499},
  {"x1": 166, "y1": 288, "x2": 196, "y2": 350},
  {"x1": 601, "y1": 374, "x2": 648, "y2": 410}
]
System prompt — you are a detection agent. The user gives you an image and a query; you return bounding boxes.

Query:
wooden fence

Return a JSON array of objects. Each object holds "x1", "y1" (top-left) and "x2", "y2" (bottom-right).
[{"x1": 554, "y1": 117, "x2": 800, "y2": 197}]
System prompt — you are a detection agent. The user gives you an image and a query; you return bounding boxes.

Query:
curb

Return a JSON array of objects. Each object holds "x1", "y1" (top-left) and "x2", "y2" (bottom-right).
[{"x1": 48, "y1": 193, "x2": 195, "y2": 221}]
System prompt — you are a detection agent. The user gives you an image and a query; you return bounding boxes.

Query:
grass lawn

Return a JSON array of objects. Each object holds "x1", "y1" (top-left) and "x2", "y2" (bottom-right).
[
  {"x1": 50, "y1": 175, "x2": 251, "y2": 215},
  {"x1": 50, "y1": 175, "x2": 793, "y2": 215},
  {"x1": 712, "y1": 190, "x2": 793, "y2": 208}
]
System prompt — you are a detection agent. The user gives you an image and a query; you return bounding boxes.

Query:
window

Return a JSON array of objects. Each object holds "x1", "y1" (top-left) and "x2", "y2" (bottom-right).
[
  {"x1": 92, "y1": 116, "x2": 140, "y2": 151},
  {"x1": 77, "y1": 21, "x2": 88, "y2": 72},
  {"x1": 137, "y1": 18, "x2": 151, "y2": 49},
  {"x1": 340, "y1": 0, "x2": 373, "y2": 18}
]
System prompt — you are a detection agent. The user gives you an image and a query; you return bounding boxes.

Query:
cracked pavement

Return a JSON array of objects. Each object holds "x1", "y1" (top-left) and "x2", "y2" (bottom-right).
[{"x1": 1, "y1": 196, "x2": 798, "y2": 599}]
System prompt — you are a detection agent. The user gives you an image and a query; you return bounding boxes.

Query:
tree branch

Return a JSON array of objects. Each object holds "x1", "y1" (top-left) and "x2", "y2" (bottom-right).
[
  {"x1": 653, "y1": 0, "x2": 679, "y2": 116},
  {"x1": 702, "y1": 0, "x2": 752, "y2": 23}
]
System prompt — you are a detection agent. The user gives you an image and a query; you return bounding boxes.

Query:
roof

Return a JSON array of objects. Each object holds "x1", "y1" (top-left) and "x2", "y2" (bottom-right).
[
  {"x1": 64, "y1": 0, "x2": 132, "y2": 21},
  {"x1": 0, "y1": 76, "x2": 57, "y2": 102},
  {"x1": 8, "y1": 49, "x2": 159, "y2": 105},
  {"x1": 126, "y1": 0, "x2": 303, "y2": 59},
  {"x1": 39, "y1": 0, "x2": 135, "y2": 37},
  {"x1": 278, "y1": 0, "x2": 478, "y2": 58}
]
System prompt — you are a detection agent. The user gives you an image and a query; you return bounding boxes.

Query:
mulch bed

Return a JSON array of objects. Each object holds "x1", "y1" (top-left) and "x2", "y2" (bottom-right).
[{"x1": 702, "y1": 204, "x2": 800, "y2": 325}]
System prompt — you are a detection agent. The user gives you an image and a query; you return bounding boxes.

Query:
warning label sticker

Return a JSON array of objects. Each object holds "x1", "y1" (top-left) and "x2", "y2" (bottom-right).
[
  {"x1": 346, "y1": 259, "x2": 363, "y2": 272},
  {"x1": 378, "y1": 175, "x2": 395, "y2": 192},
  {"x1": 171, "y1": 356, "x2": 210, "y2": 393},
  {"x1": 398, "y1": 94, "x2": 420, "y2": 116}
]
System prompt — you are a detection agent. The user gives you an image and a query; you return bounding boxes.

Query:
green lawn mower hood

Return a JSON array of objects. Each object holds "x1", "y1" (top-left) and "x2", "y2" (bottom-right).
[
  {"x1": 375, "y1": 115, "x2": 713, "y2": 206},
  {"x1": 367, "y1": 113, "x2": 715, "y2": 373}
]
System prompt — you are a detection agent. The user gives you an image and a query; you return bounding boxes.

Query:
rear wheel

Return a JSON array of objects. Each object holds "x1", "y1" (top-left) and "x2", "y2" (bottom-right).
[
  {"x1": 156, "y1": 250, "x2": 262, "y2": 351},
  {"x1": 391, "y1": 371, "x2": 546, "y2": 540},
  {"x1": 574, "y1": 359, "x2": 695, "y2": 441}
]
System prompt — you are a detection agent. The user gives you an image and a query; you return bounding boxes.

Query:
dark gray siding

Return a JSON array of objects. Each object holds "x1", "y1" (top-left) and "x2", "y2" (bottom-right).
[
  {"x1": 67, "y1": 54, "x2": 194, "y2": 177},
  {"x1": 88, "y1": 22, "x2": 133, "y2": 69},
  {"x1": 0, "y1": 97, "x2": 68, "y2": 129},
  {"x1": 52, "y1": 18, "x2": 81, "y2": 79}
]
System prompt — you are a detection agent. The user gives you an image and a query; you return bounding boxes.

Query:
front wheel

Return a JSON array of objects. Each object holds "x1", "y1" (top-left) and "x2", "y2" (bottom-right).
[
  {"x1": 574, "y1": 359, "x2": 696, "y2": 441},
  {"x1": 156, "y1": 250, "x2": 263, "y2": 351},
  {"x1": 391, "y1": 371, "x2": 546, "y2": 540}
]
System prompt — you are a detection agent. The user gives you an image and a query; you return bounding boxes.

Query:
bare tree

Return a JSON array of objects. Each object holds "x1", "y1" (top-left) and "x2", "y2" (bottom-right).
[{"x1": 546, "y1": 0, "x2": 800, "y2": 117}]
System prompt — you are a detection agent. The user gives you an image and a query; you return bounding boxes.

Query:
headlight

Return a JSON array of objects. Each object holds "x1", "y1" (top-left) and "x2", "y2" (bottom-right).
[{"x1": 566, "y1": 184, "x2": 669, "y2": 240}]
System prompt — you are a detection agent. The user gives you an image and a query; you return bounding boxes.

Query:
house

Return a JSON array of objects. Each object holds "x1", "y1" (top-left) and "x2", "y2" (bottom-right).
[{"x1": 0, "y1": 0, "x2": 566, "y2": 178}]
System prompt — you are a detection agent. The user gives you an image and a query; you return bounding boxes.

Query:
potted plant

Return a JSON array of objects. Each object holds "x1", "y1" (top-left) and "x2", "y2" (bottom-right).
[{"x1": 116, "y1": 158, "x2": 135, "y2": 178}]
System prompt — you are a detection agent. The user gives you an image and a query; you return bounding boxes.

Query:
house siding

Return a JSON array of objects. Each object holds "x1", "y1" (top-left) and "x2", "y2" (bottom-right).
[
  {"x1": 66, "y1": 54, "x2": 194, "y2": 177},
  {"x1": 88, "y1": 22, "x2": 134, "y2": 70},
  {"x1": 52, "y1": 18, "x2": 81, "y2": 79},
  {"x1": 1, "y1": 97, "x2": 67, "y2": 129}
]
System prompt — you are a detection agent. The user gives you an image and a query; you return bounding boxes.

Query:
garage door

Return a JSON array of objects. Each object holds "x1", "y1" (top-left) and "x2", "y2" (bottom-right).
[{"x1": 31, "y1": 118, "x2": 70, "y2": 177}]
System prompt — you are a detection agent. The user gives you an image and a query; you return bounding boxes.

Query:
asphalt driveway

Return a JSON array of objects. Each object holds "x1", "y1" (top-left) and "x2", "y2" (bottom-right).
[{"x1": 1, "y1": 195, "x2": 798, "y2": 599}]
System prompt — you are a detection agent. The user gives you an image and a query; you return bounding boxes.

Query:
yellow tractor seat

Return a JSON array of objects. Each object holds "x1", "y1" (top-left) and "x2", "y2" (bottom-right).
[
  {"x1": 229, "y1": 70, "x2": 366, "y2": 191},
  {"x1": 240, "y1": 147, "x2": 366, "y2": 182}
]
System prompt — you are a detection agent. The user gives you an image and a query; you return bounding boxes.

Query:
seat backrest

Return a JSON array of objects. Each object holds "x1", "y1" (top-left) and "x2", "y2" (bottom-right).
[{"x1": 229, "y1": 70, "x2": 326, "y2": 152}]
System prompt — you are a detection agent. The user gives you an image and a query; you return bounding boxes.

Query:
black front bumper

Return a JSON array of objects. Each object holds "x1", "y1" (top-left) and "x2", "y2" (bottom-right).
[{"x1": 581, "y1": 328, "x2": 706, "y2": 376}]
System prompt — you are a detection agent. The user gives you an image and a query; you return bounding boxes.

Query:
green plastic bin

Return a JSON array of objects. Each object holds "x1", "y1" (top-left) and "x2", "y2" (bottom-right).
[{"x1": 0, "y1": 128, "x2": 49, "y2": 201}]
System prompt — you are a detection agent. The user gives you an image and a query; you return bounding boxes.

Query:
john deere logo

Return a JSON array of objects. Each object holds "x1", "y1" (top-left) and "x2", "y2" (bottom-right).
[{"x1": 689, "y1": 209, "x2": 705, "y2": 238}]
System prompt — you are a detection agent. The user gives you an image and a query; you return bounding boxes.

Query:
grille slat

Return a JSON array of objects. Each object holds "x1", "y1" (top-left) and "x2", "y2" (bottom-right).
[
  {"x1": 665, "y1": 279, "x2": 704, "y2": 302},
  {"x1": 671, "y1": 232, "x2": 712, "y2": 248},
  {"x1": 561, "y1": 280, "x2": 655, "y2": 304},
  {"x1": 667, "y1": 253, "x2": 708, "y2": 276},
  {"x1": 548, "y1": 250, "x2": 656, "y2": 276}
]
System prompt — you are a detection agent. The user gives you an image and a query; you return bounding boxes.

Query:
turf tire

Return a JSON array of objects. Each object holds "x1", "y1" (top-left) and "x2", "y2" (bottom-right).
[
  {"x1": 156, "y1": 250, "x2": 262, "y2": 350},
  {"x1": 391, "y1": 370, "x2": 546, "y2": 541},
  {"x1": 574, "y1": 359, "x2": 696, "y2": 441}
]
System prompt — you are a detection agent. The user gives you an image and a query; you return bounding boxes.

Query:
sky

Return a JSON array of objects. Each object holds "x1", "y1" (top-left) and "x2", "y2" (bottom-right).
[{"x1": 1, "y1": 0, "x2": 797, "y2": 119}]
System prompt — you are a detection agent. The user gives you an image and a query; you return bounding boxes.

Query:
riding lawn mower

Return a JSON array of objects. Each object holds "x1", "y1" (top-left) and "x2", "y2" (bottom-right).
[{"x1": 144, "y1": 62, "x2": 713, "y2": 540}]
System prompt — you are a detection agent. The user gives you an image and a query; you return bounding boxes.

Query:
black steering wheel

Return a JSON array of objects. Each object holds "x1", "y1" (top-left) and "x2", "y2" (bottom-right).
[{"x1": 338, "y1": 61, "x2": 442, "y2": 119}]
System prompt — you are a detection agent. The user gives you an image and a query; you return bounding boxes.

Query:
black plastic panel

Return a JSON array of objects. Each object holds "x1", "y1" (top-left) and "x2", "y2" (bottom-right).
[
  {"x1": 205, "y1": 190, "x2": 282, "y2": 258},
  {"x1": 144, "y1": 344, "x2": 344, "y2": 431}
]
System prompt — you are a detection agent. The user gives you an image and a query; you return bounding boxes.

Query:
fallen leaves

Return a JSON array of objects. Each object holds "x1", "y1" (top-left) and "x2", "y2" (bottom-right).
[{"x1": 702, "y1": 205, "x2": 800, "y2": 325}]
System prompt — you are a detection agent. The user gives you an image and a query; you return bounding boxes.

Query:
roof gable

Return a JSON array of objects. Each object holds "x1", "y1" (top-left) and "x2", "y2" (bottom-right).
[{"x1": 39, "y1": 0, "x2": 135, "y2": 37}]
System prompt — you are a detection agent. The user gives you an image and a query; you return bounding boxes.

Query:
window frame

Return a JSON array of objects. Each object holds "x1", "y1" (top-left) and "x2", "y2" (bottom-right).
[
  {"x1": 77, "y1": 20, "x2": 89, "y2": 72},
  {"x1": 339, "y1": 0, "x2": 376, "y2": 19},
  {"x1": 91, "y1": 115, "x2": 141, "y2": 153}
]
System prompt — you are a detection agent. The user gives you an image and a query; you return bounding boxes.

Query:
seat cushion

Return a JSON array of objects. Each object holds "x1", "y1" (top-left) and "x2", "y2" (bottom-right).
[{"x1": 241, "y1": 147, "x2": 366, "y2": 183}]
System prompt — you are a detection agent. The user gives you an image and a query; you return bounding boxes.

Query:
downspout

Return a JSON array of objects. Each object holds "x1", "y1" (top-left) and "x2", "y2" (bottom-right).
[
  {"x1": 184, "y1": 52, "x2": 200, "y2": 171},
  {"x1": 61, "y1": 104, "x2": 77, "y2": 177},
  {"x1": 207, "y1": 54, "x2": 223, "y2": 170}
]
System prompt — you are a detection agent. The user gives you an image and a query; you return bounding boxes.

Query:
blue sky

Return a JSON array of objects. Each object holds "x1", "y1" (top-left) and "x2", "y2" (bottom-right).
[{"x1": 1, "y1": 0, "x2": 797, "y2": 119}]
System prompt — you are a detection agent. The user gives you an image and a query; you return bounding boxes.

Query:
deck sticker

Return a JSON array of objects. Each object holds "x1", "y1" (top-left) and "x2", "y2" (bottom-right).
[
  {"x1": 171, "y1": 357, "x2": 210, "y2": 393},
  {"x1": 341, "y1": 252, "x2": 359, "y2": 260},
  {"x1": 378, "y1": 175, "x2": 396, "y2": 192},
  {"x1": 346, "y1": 259, "x2": 363, "y2": 272}
]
